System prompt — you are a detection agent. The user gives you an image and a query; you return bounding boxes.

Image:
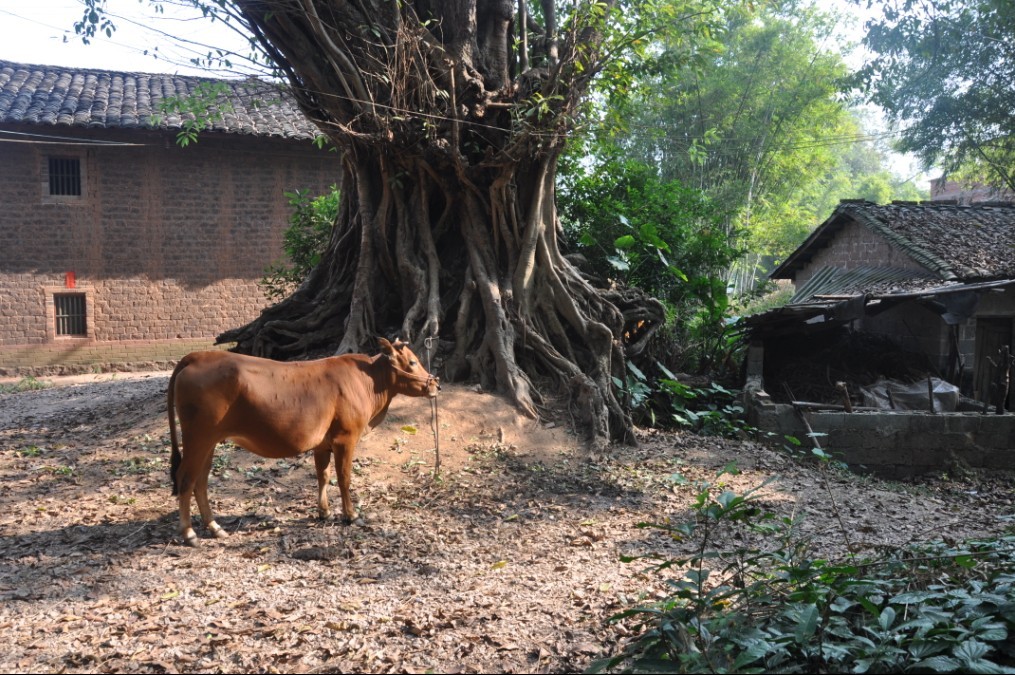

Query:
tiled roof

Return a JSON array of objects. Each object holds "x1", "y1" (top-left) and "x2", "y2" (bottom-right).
[
  {"x1": 773, "y1": 200, "x2": 1015, "y2": 283},
  {"x1": 0, "y1": 59, "x2": 320, "y2": 140}
]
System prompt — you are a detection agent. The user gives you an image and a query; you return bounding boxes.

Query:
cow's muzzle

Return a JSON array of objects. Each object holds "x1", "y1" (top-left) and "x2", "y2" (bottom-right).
[{"x1": 427, "y1": 376, "x2": 441, "y2": 398}]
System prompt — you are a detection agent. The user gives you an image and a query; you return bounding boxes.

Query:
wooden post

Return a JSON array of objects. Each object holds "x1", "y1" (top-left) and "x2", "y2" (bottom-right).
[
  {"x1": 993, "y1": 345, "x2": 1013, "y2": 415},
  {"x1": 835, "y1": 381, "x2": 853, "y2": 413}
]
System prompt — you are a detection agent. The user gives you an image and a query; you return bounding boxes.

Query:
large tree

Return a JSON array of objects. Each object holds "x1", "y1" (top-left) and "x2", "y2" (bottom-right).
[{"x1": 81, "y1": 0, "x2": 702, "y2": 447}]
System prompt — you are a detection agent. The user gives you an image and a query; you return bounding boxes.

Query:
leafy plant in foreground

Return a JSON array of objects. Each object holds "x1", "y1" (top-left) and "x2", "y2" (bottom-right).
[
  {"x1": 595, "y1": 465, "x2": 1015, "y2": 673},
  {"x1": 615, "y1": 359, "x2": 748, "y2": 437}
]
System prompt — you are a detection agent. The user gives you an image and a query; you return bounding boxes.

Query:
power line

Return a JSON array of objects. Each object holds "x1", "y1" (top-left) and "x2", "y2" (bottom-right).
[{"x1": 0, "y1": 128, "x2": 145, "y2": 146}]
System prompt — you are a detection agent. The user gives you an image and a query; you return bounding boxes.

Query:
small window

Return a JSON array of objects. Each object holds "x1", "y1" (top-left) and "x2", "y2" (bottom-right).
[
  {"x1": 48, "y1": 157, "x2": 81, "y2": 196},
  {"x1": 54, "y1": 293, "x2": 88, "y2": 336}
]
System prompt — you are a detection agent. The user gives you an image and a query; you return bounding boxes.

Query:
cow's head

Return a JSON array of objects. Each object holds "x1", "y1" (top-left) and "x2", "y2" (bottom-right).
[{"x1": 379, "y1": 337, "x2": 440, "y2": 398}]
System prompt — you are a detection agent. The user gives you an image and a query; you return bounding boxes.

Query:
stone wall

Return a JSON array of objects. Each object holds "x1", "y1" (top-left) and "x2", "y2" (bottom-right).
[
  {"x1": 747, "y1": 398, "x2": 1015, "y2": 479},
  {"x1": 743, "y1": 344, "x2": 1015, "y2": 479},
  {"x1": 0, "y1": 125, "x2": 339, "y2": 371}
]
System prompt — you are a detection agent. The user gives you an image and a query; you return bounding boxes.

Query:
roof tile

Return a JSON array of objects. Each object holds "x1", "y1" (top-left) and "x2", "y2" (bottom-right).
[
  {"x1": 0, "y1": 59, "x2": 320, "y2": 140},
  {"x1": 773, "y1": 201, "x2": 1015, "y2": 284}
]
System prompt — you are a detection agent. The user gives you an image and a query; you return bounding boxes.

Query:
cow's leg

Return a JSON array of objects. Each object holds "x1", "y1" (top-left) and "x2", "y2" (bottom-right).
[
  {"x1": 176, "y1": 431, "x2": 217, "y2": 547},
  {"x1": 332, "y1": 440, "x2": 357, "y2": 523},
  {"x1": 177, "y1": 480, "x2": 198, "y2": 546},
  {"x1": 313, "y1": 446, "x2": 333, "y2": 519},
  {"x1": 195, "y1": 449, "x2": 228, "y2": 539}
]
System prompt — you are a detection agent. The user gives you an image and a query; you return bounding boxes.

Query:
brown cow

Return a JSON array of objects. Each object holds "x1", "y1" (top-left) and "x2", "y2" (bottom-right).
[{"x1": 167, "y1": 338, "x2": 438, "y2": 546}]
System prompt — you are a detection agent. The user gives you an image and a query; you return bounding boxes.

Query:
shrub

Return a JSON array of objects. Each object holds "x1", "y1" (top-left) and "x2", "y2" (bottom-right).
[
  {"x1": 0, "y1": 376, "x2": 51, "y2": 394},
  {"x1": 595, "y1": 465, "x2": 1015, "y2": 673},
  {"x1": 260, "y1": 185, "x2": 340, "y2": 302}
]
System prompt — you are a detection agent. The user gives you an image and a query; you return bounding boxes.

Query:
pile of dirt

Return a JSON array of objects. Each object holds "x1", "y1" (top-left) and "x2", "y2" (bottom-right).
[{"x1": 0, "y1": 372, "x2": 1012, "y2": 673}]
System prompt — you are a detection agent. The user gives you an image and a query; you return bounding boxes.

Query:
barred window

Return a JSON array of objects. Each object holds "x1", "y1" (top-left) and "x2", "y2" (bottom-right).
[
  {"x1": 54, "y1": 293, "x2": 87, "y2": 336},
  {"x1": 48, "y1": 157, "x2": 82, "y2": 196}
]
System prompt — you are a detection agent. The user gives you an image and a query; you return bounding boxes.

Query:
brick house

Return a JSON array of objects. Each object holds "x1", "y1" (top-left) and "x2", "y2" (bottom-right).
[
  {"x1": 745, "y1": 199, "x2": 1015, "y2": 409},
  {"x1": 0, "y1": 59, "x2": 339, "y2": 374},
  {"x1": 929, "y1": 175, "x2": 1013, "y2": 205}
]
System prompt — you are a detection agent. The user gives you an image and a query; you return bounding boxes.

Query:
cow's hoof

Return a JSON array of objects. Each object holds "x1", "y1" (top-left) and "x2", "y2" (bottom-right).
[
  {"x1": 211, "y1": 526, "x2": 230, "y2": 539},
  {"x1": 317, "y1": 510, "x2": 332, "y2": 521},
  {"x1": 183, "y1": 535, "x2": 200, "y2": 548}
]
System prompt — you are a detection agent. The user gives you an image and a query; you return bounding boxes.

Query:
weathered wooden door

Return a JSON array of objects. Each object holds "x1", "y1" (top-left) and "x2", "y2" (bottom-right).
[{"x1": 974, "y1": 318, "x2": 1014, "y2": 410}]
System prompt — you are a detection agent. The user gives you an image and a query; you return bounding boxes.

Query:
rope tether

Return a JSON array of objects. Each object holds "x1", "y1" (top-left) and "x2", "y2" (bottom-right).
[{"x1": 423, "y1": 334, "x2": 440, "y2": 477}]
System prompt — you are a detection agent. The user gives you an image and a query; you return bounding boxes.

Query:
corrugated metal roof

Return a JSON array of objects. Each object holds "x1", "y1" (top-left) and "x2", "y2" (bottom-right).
[
  {"x1": 790, "y1": 266, "x2": 937, "y2": 303},
  {"x1": 0, "y1": 59, "x2": 321, "y2": 140}
]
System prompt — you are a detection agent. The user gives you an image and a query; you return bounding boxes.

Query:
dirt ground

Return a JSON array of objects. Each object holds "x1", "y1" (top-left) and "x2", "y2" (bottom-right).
[{"x1": 1, "y1": 372, "x2": 1013, "y2": 673}]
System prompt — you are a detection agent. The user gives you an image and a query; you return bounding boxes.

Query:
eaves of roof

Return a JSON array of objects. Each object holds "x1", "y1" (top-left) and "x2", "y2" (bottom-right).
[
  {"x1": 789, "y1": 266, "x2": 937, "y2": 304},
  {"x1": 0, "y1": 59, "x2": 321, "y2": 141},
  {"x1": 743, "y1": 278, "x2": 1015, "y2": 340}
]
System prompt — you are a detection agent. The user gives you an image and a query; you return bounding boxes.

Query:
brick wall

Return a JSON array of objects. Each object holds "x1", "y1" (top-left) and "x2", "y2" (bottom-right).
[
  {"x1": 795, "y1": 219, "x2": 926, "y2": 287},
  {"x1": 0, "y1": 338, "x2": 228, "y2": 377},
  {"x1": 0, "y1": 125, "x2": 340, "y2": 371}
]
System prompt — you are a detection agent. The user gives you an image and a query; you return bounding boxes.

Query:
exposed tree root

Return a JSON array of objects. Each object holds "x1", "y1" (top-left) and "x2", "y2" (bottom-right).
[{"x1": 219, "y1": 0, "x2": 667, "y2": 445}]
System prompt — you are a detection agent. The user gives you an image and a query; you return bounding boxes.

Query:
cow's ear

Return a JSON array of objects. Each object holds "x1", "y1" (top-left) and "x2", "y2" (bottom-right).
[{"x1": 378, "y1": 337, "x2": 395, "y2": 355}]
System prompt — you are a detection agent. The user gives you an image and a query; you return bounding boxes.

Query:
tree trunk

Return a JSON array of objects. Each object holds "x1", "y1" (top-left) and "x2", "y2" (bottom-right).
[{"x1": 218, "y1": 0, "x2": 665, "y2": 447}]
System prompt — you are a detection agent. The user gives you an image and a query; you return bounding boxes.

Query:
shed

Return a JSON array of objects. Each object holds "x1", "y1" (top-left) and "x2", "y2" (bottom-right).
[{"x1": 745, "y1": 199, "x2": 1015, "y2": 409}]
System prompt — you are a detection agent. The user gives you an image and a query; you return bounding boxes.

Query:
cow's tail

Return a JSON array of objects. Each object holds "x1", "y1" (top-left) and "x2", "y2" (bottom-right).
[{"x1": 167, "y1": 356, "x2": 190, "y2": 497}]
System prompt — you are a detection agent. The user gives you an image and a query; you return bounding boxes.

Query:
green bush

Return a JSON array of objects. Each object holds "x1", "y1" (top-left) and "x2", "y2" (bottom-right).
[
  {"x1": 615, "y1": 358, "x2": 748, "y2": 437},
  {"x1": 0, "y1": 376, "x2": 51, "y2": 394},
  {"x1": 558, "y1": 153, "x2": 745, "y2": 374},
  {"x1": 595, "y1": 465, "x2": 1015, "y2": 673},
  {"x1": 260, "y1": 185, "x2": 340, "y2": 302}
]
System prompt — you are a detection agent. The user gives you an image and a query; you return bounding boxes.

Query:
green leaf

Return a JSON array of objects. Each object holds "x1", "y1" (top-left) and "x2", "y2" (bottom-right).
[
  {"x1": 667, "y1": 265, "x2": 689, "y2": 282},
  {"x1": 953, "y1": 639, "x2": 991, "y2": 663},
  {"x1": 914, "y1": 656, "x2": 962, "y2": 672},
  {"x1": 879, "y1": 606, "x2": 897, "y2": 631},
  {"x1": 614, "y1": 234, "x2": 637, "y2": 249},
  {"x1": 793, "y1": 604, "x2": 819, "y2": 644}
]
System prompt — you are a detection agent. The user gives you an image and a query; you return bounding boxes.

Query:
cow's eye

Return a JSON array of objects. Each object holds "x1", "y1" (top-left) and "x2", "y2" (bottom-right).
[{"x1": 409, "y1": 360, "x2": 417, "y2": 367}]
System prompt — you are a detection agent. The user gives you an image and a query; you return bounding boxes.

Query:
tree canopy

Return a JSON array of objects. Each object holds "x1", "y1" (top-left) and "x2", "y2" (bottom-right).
[
  {"x1": 857, "y1": 0, "x2": 1015, "y2": 193},
  {"x1": 561, "y1": 0, "x2": 925, "y2": 298}
]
